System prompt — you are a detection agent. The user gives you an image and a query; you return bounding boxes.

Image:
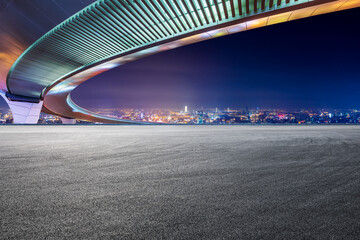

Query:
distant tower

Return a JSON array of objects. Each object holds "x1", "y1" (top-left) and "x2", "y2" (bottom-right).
[
  {"x1": 198, "y1": 111, "x2": 204, "y2": 124},
  {"x1": 246, "y1": 106, "x2": 250, "y2": 121},
  {"x1": 185, "y1": 106, "x2": 188, "y2": 113},
  {"x1": 216, "y1": 107, "x2": 218, "y2": 113},
  {"x1": 227, "y1": 107, "x2": 230, "y2": 112}
]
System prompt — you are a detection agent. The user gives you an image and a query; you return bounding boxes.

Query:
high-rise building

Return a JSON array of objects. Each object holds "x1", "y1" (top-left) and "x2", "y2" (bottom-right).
[{"x1": 185, "y1": 106, "x2": 188, "y2": 113}]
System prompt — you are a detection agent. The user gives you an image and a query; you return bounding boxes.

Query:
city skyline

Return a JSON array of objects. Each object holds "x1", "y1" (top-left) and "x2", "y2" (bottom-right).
[{"x1": 1, "y1": 106, "x2": 359, "y2": 125}]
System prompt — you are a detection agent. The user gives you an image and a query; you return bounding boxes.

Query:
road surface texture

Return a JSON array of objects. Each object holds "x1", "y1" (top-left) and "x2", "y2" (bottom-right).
[{"x1": 1, "y1": 125, "x2": 360, "y2": 239}]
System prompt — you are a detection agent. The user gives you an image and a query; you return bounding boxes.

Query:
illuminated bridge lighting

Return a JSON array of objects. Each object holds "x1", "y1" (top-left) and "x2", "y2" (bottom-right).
[{"x1": 3, "y1": 0, "x2": 359, "y2": 123}]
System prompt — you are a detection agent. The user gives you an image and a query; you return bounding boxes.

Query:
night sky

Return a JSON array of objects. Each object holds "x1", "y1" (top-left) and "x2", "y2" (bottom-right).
[{"x1": 0, "y1": 1, "x2": 359, "y2": 110}]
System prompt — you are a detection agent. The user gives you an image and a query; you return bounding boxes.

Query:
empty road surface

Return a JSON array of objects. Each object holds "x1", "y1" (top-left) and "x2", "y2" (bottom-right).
[{"x1": 1, "y1": 125, "x2": 360, "y2": 239}]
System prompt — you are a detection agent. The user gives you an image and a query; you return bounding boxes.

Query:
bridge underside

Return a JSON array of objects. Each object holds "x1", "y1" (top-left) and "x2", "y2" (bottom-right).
[{"x1": 3, "y1": 0, "x2": 359, "y2": 124}]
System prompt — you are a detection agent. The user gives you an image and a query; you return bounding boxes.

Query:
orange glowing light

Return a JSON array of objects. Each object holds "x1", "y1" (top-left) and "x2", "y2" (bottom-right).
[
  {"x1": 246, "y1": 17, "x2": 268, "y2": 30},
  {"x1": 338, "y1": 0, "x2": 360, "y2": 10},
  {"x1": 267, "y1": 12, "x2": 292, "y2": 25},
  {"x1": 0, "y1": 34, "x2": 26, "y2": 91}
]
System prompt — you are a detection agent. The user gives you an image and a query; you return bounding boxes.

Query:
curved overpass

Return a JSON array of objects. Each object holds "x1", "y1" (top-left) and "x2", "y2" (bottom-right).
[{"x1": 2, "y1": 0, "x2": 359, "y2": 123}]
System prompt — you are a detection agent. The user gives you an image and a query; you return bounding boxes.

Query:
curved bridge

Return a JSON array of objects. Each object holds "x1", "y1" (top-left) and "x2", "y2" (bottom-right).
[{"x1": 2, "y1": 0, "x2": 359, "y2": 123}]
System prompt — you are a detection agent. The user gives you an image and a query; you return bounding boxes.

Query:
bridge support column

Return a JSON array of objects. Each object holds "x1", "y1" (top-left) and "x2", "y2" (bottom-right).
[
  {"x1": 0, "y1": 92, "x2": 43, "y2": 124},
  {"x1": 60, "y1": 117, "x2": 76, "y2": 124}
]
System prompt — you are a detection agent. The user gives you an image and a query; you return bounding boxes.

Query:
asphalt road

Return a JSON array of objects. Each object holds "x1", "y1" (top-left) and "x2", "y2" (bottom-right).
[{"x1": 1, "y1": 125, "x2": 360, "y2": 239}]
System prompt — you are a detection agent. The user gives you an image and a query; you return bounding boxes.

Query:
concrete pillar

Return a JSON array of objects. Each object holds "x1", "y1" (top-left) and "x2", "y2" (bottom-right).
[
  {"x1": 61, "y1": 117, "x2": 76, "y2": 124},
  {"x1": 0, "y1": 92, "x2": 43, "y2": 124}
]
